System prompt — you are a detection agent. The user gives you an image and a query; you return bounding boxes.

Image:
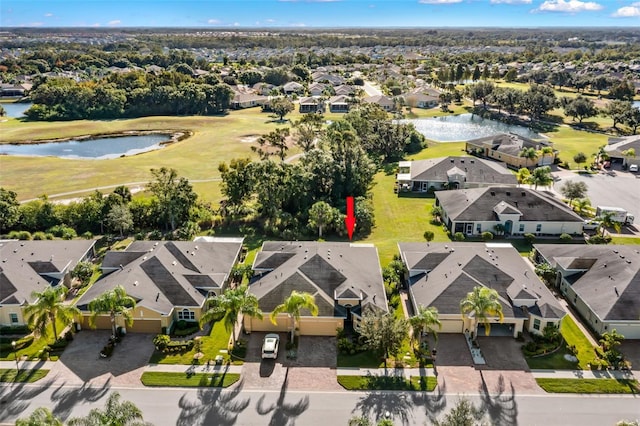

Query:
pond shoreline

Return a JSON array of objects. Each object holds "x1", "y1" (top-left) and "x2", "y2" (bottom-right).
[{"x1": 0, "y1": 129, "x2": 192, "y2": 146}]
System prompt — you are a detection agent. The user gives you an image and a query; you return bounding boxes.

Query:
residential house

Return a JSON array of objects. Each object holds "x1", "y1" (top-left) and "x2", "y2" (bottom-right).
[
  {"x1": 401, "y1": 92, "x2": 439, "y2": 109},
  {"x1": 75, "y1": 239, "x2": 243, "y2": 334},
  {"x1": 605, "y1": 136, "x2": 640, "y2": 167},
  {"x1": 466, "y1": 133, "x2": 556, "y2": 170},
  {"x1": 334, "y1": 85, "x2": 356, "y2": 96},
  {"x1": 0, "y1": 83, "x2": 32, "y2": 97},
  {"x1": 283, "y1": 81, "x2": 304, "y2": 95},
  {"x1": 399, "y1": 242, "x2": 565, "y2": 338},
  {"x1": 533, "y1": 244, "x2": 640, "y2": 339},
  {"x1": 246, "y1": 241, "x2": 388, "y2": 336},
  {"x1": 0, "y1": 240, "x2": 96, "y2": 327},
  {"x1": 435, "y1": 186, "x2": 584, "y2": 237},
  {"x1": 253, "y1": 82, "x2": 275, "y2": 96},
  {"x1": 311, "y1": 72, "x2": 345, "y2": 86},
  {"x1": 396, "y1": 156, "x2": 518, "y2": 193},
  {"x1": 363, "y1": 95, "x2": 395, "y2": 112},
  {"x1": 308, "y1": 82, "x2": 328, "y2": 97},
  {"x1": 328, "y1": 95, "x2": 350, "y2": 113},
  {"x1": 299, "y1": 97, "x2": 324, "y2": 114},
  {"x1": 232, "y1": 92, "x2": 269, "y2": 110}
]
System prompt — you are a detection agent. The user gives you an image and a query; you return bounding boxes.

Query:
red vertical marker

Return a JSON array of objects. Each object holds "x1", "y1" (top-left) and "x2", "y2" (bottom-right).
[{"x1": 345, "y1": 196, "x2": 356, "y2": 240}]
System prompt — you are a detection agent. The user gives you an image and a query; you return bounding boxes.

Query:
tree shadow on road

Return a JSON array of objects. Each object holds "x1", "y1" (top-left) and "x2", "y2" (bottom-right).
[
  {"x1": 256, "y1": 367, "x2": 309, "y2": 426},
  {"x1": 411, "y1": 377, "x2": 448, "y2": 425},
  {"x1": 50, "y1": 378, "x2": 111, "y2": 421},
  {"x1": 477, "y1": 372, "x2": 518, "y2": 426},
  {"x1": 0, "y1": 376, "x2": 55, "y2": 424},
  {"x1": 177, "y1": 378, "x2": 251, "y2": 426}
]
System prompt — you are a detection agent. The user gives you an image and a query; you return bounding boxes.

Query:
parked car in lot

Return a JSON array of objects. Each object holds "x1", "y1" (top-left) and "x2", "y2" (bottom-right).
[
  {"x1": 261, "y1": 334, "x2": 280, "y2": 359},
  {"x1": 583, "y1": 220, "x2": 600, "y2": 231},
  {"x1": 629, "y1": 164, "x2": 638, "y2": 173}
]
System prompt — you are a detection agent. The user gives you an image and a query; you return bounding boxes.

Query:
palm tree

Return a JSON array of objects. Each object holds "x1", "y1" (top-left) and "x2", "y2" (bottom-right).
[
  {"x1": 460, "y1": 286, "x2": 504, "y2": 340},
  {"x1": 24, "y1": 285, "x2": 79, "y2": 342},
  {"x1": 599, "y1": 211, "x2": 621, "y2": 237},
  {"x1": 270, "y1": 291, "x2": 319, "y2": 341},
  {"x1": 409, "y1": 305, "x2": 441, "y2": 348},
  {"x1": 199, "y1": 285, "x2": 263, "y2": 347},
  {"x1": 574, "y1": 198, "x2": 591, "y2": 216},
  {"x1": 526, "y1": 166, "x2": 553, "y2": 190},
  {"x1": 68, "y1": 391, "x2": 148, "y2": 426},
  {"x1": 88, "y1": 285, "x2": 136, "y2": 337},
  {"x1": 519, "y1": 147, "x2": 538, "y2": 168},
  {"x1": 16, "y1": 407, "x2": 63, "y2": 426}
]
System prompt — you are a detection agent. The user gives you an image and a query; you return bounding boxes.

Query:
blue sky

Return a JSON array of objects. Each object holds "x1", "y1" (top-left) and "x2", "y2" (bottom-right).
[{"x1": 2, "y1": 0, "x2": 640, "y2": 28}]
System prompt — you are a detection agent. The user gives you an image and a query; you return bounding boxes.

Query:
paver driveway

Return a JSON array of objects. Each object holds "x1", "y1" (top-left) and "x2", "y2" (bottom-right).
[
  {"x1": 240, "y1": 332, "x2": 341, "y2": 391},
  {"x1": 49, "y1": 330, "x2": 155, "y2": 387}
]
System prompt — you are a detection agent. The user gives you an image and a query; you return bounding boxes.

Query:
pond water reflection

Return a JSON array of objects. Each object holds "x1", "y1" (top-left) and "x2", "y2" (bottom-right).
[
  {"x1": 0, "y1": 134, "x2": 171, "y2": 159},
  {"x1": 401, "y1": 113, "x2": 542, "y2": 142}
]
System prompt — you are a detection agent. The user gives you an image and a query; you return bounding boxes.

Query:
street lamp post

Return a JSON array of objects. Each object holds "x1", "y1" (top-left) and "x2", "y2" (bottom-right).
[{"x1": 11, "y1": 340, "x2": 19, "y2": 374}]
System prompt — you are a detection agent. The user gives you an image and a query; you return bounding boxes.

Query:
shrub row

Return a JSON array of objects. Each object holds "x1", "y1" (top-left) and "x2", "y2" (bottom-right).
[
  {"x1": 0, "y1": 335, "x2": 34, "y2": 352},
  {"x1": 0, "y1": 325, "x2": 31, "y2": 335}
]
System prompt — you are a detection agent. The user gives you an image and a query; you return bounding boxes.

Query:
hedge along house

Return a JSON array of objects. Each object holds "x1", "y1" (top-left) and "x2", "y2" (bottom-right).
[
  {"x1": 0, "y1": 240, "x2": 96, "y2": 327},
  {"x1": 435, "y1": 186, "x2": 584, "y2": 238},
  {"x1": 75, "y1": 239, "x2": 243, "y2": 334},
  {"x1": 399, "y1": 242, "x2": 565, "y2": 338},
  {"x1": 395, "y1": 156, "x2": 518, "y2": 194},
  {"x1": 245, "y1": 241, "x2": 388, "y2": 336},
  {"x1": 533, "y1": 244, "x2": 640, "y2": 339}
]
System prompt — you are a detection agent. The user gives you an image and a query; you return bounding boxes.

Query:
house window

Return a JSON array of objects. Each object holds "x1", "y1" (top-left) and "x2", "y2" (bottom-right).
[
  {"x1": 9, "y1": 313, "x2": 18, "y2": 324},
  {"x1": 519, "y1": 224, "x2": 525, "y2": 232},
  {"x1": 476, "y1": 224, "x2": 481, "y2": 233},
  {"x1": 533, "y1": 318, "x2": 541, "y2": 331},
  {"x1": 536, "y1": 224, "x2": 542, "y2": 232},
  {"x1": 177, "y1": 309, "x2": 195, "y2": 321}
]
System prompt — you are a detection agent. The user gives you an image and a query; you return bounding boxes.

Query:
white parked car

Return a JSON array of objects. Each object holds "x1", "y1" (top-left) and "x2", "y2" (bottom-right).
[
  {"x1": 261, "y1": 334, "x2": 280, "y2": 359},
  {"x1": 583, "y1": 220, "x2": 600, "y2": 231},
  {"x1": 629, "y1": 164, "x2": 638, "y2": 172}
]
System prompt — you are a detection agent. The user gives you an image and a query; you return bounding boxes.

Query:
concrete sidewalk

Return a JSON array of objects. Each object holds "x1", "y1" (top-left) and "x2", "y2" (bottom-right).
[
  {"x1": 336, "y1": 367, "x2": 436, "y2": 378},
  {"x1": 145, "y1": 362, "x2": 243, "y2": 375},
  {"x1": 531, "y1": 369, "x2": 637, "y2": 380}
]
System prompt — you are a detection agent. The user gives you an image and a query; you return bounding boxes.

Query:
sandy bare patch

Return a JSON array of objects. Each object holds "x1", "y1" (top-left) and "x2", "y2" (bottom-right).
[{"x1": 240, "y1": 135, "x2": 259, "y2": 143}]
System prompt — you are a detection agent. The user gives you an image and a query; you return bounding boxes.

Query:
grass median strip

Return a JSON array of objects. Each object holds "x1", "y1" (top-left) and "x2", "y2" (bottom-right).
[
  {"x1": 0, "y1": 369, "x2": 49, "y2": 383},
  {"x1": 338, "y1": 375, "x2": 437, "y2": 391},
  {"x1": 536, "y1": 378, "x2": 639, "y2": 394},
  {"x1": 141, "y1": 371, "x2": 240, "y2": 388}
]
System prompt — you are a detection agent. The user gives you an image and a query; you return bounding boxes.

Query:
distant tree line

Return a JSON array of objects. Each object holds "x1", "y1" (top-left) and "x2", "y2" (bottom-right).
[
  {"x1": 24, "y1": 71, "x2": 234, "y2": 120},
  {"x1": 0, "y1": 168, "x2": 207, "y2": 241}
]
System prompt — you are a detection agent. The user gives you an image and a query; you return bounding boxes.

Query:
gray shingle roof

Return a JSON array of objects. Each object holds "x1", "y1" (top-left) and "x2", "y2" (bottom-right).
[
  {"x1": 408, "y1": 157, "x2": 517, "y2": 186},
  {"x1": 399, "y1": 242, "x2": 564, "y2": 320},
  {"x1": 250, "y1": 241, "x2": 387, "y2": 316},
  {"x1": 76, "y1": 239, "x2": 242, "y2": 314},
  {"x1": 535, "y1": 244, "x2": 640, "y2": 322},
  {"x1": 436, "y1": 187, "x2": 583, "y2": 223},
  {"x1": 0, "y1": 240, "x2": 95, "y2": 305},
  {"x1": 467, "y1": 133, "x2": 552, "y2": 157}
]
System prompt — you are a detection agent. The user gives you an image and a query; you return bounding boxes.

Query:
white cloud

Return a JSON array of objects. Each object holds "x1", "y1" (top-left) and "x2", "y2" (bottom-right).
[
  {"x1": 29, "y1": 22, "x2": 43, "y2": 27},
  {"x1": 90, "y1": 23, "x2": 101, "y2": 27},
  {"x1": 233, "y1": 22, "x2": 240, "y2": 26},
  {"x1": 490, "y1": 0, "x2": 532, "y2": 4},
  {"x1": 419, "y1": 0, "x2": 463, "y2": 3},
  {"x1": 265, "y1": 18, "x2": 276, "y2": 23},
  {"x1": 612, "y1": 3, "x2": 640, "y2": 17},
  {"x1": 207, "y1": 19, "x2": 221, "y2": 24},
  {"x1": 44, "y1": 12, "x2": 53, "y2": 17},
  {"x1": 536, "y1": 0, "x2": 603, "y2": 13},
  {"x1": 107, "y1": 20, "x2": 121, "y2": 26}
]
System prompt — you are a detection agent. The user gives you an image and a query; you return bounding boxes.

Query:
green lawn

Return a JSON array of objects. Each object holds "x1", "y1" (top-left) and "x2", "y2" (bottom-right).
[
  {"x1": 561, "y1": 315, "x2": 597, "y2": 369},
  {"x1": 140, "y1": 371, "x2": 240, "y2": 388},
  {"x1": 525, "y1": 343, "x2": 578, "y2": 370},
  {"x1": 148, "y1": 317, "x2": 233, "y2": 365},
  {"x1": 536, "y1": 378, "x2": 639, "y2": 394},
  {"x1": 0, "y1": 318, "x2": 68, "y2": 361},
  {"x1": 0, "y1": 368, "x2": 50, "y2": 383},
  {"x1": 337, "y1": 375, "x2": 437, "y2": 391},
  {"x1": 610, "y1": 236, "x2": 640, "y2": 245}
]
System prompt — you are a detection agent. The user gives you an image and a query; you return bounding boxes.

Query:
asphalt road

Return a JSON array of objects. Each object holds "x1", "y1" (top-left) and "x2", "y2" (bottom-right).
[
  {"x1": 552, "y1": 169, "x2": 640, "y2": 222},
  {"x1": 2, "y1": 383, "x2": 639, "y2": 426}
]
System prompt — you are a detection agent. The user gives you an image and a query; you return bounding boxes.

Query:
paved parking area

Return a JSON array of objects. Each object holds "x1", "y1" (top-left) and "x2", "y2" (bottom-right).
[
  {"x1": 476, "y1": 337, "x2": 530, "y2": 371},
  {"x1": 552, "y1": 167, "x2": 640, "y2": 225},
  {"x1": 49, "y1": 330, "x2": 155, "y2": 387},
  {"x1": 620, "y1": 340, "x2": 640, "y2": 369}
]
